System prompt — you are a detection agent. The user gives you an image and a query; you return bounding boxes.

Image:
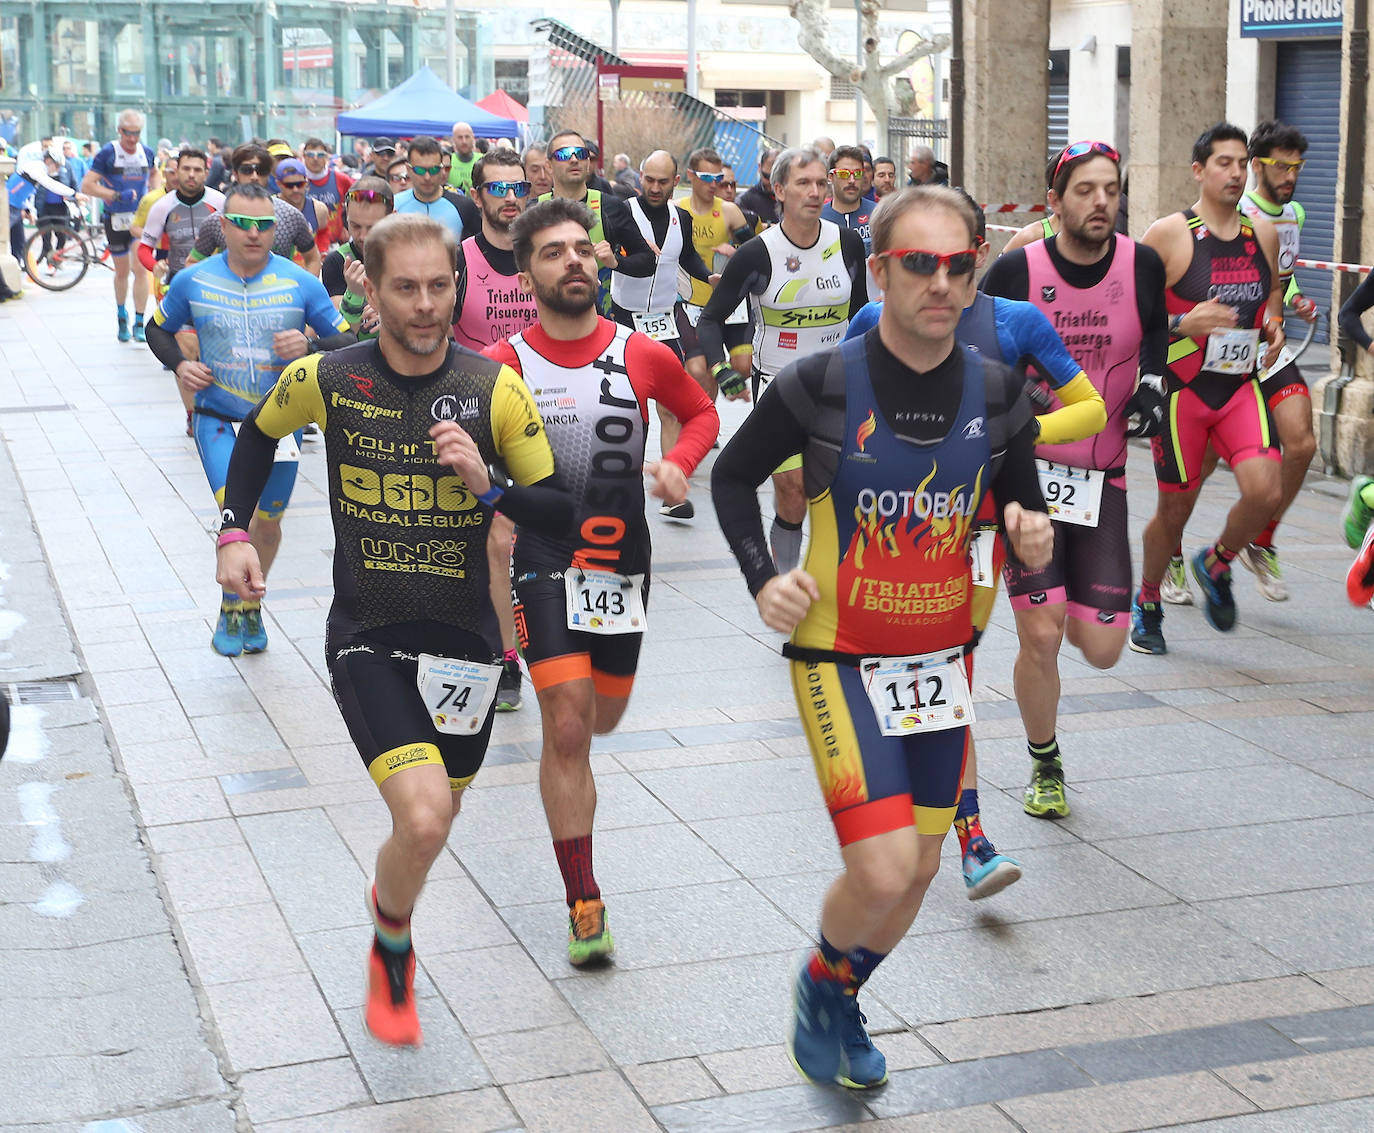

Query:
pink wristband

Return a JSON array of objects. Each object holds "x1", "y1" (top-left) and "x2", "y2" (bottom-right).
[{"x1": 217, "y1": 530, "x2": 252, "y2": 548}]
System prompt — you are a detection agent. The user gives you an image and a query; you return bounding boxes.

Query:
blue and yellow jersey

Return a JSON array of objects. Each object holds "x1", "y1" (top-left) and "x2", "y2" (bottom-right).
[{"x1": 153, "y1": 252, "x2": 347, "y2": 420}]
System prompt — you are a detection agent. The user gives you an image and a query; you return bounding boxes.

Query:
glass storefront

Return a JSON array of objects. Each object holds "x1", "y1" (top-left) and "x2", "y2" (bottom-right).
[{"x1": 0, "y1": 1, "x2": 487, "y2": 150}]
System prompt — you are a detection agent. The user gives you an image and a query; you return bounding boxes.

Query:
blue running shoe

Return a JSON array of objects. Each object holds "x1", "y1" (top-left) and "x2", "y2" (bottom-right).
[
  {"x1": 132, "y1": 320, "x2": 146, "y2": 344},
  {"x1": 117, "y1": 315, "x2": 131, "y2": 343},
  {"x1": 787, "y1": 963, "x2": 846, "y2": 1085},
  {"x1": 836, "y1": 993, "x2": 888, "y2": 1089},
  {"x1": 212, "y1": 606, "x2": 243, "y2": 656},
  {"x1": 241, "y1": 607, "x2": 268, "y2": 653},
  {"x1": 1190, "y1": 548, "x2": 1237, "y2": 631},
  {"x1": 962, "y1": 837, "x2": 1023, "y2": 901},
  {"x1": 1129, "y1": 593, "x2": 1166, "y2": 655}
]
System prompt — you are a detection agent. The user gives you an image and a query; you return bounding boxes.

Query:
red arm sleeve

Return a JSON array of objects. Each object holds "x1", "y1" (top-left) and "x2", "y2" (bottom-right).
[
  {"x1": 625, "y1": 333, "x2": 719, "y2": 477},
  {"x1": 137, "y1": 242, "x2": 157, "y2": 273},
  {"x1": 483, "y1": 340, "x2": 521, "y2": 372}
]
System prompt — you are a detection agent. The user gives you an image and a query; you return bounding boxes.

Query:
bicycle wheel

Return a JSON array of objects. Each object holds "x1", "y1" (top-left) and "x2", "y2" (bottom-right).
[{"x1": 23, "y1": 226, "x2": 90, "y2": 291}]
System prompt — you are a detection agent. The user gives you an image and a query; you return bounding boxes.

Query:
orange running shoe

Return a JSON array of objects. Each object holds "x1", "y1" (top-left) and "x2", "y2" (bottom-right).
[
  {"x1": 365, "y1": 941, "x2": 422, "y2": 1046},
  {"x1": 568, "y1": 898, "x2": 614, "y2": 967}
]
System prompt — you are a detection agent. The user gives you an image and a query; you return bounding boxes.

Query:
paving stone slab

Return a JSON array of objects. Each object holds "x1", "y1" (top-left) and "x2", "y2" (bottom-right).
[
  {"x1": 506, "y1": 1068, "x2": 661, "y2": 1132},
  {"x1": 1059, "y1": 1019, "x2": 1303, "y2": 1083},
  {"x1": 1162, "y1": 1096, "x2": 1374, "y2": 1131},
  {"x1": 253, "y1": 1087, "x2": 519, "y2": 1132},
  {"x1": 866, "y1": 1048, "x2": 1095, "y2": 1119},
  {"x1": 457, "y1": 820, "x2": 738, "y2": 909},
  {"x1": 473, "y1": 1020, "x2": 613, "y2": 1085},
  {"x1": 1200, "y1": 884, "x2": 1374, "y2": 970},
  {"x1": 1101, "y1": 815, "x2": 1374, "y2": 902},
  {"x1": 998, "y1": 1070, "x2": 1257, "y2": 1133},
  {"x1": 239, "y1": 1057, "x2": 372, "y2": 1127},
  {"x1": 335, "y1": 996, "x2": 492, "y2": 1100},
  {"x1": 204, "y1": 971, "x2": 347, "y2": 1072},
  {"x1": 502, "y1": 878, "x2": 813, "y2": 978},
  {"x1": 875, "y1": 905, "x2": 1293, "y2": 1025}
]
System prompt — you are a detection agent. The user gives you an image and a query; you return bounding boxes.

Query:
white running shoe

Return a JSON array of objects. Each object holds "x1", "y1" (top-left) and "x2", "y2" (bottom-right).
[
  {"x1": 1160, "y1": 555, "x2": 1193, "y2": 605},
  {"x1": 1238, "y1": 543, "x2": 1289, "y2": 601}
]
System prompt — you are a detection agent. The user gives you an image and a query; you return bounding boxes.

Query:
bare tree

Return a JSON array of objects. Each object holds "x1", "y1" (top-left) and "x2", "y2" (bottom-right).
[{"x1": 789, "y1": 0, "x2": 950, "y2": 145}]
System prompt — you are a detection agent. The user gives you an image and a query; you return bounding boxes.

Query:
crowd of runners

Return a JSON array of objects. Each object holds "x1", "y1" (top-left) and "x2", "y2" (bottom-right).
[{"x1": 28, "y1": 106, "x2": 1374, "y2": 1086}]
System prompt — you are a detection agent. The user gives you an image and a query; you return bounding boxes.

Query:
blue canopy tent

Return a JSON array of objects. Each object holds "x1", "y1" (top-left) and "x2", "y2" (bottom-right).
[{"x1": 336, "y1": 67, "x2": 519, "y2": 140}]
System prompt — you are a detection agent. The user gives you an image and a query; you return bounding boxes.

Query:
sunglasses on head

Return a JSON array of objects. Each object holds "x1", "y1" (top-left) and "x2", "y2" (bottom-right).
[
  {"x1": 348, "y1": 189, "x2": 388, "y2": 203},
  {"x1": 876, "y1": 248, "x2": 978, "y2": 276},
  {"x1": 831, "y1": 169, "x2": 864, "y2": 182},
  {"x1": 224, "y1": 213, "x2": 277, "y2": 232},
  {"x1": 551, "y1": 145, "x2": 590, "y2": 162},
  {"x1": 278, "y1": 179, "x2": 306, "y2": 190},
  {"x1": 409, "y1": 163, "x2": 443, "y2": 176},
  {"x1": 1255, "y1": 155, "x2": 1306, "y2": 174},
  {"x1": 303, "y1": 149, "x2": 329, "y2": 159},
  {"x1": 693, "y1": 170, "x2": 724, "y2": 183},
  {"x1": 237, "y1": 163, "x2": 271, "y2": 176},
  {"x1": 1053, "y1": 140, "x2": 1120, "y2": 182},
  {"x1": 479, "y1": 180, "x2": 532, "y2": 198}
]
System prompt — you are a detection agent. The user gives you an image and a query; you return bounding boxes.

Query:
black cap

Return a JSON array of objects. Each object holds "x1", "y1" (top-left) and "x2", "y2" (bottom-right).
[
  {"x1": 585, "y1": 140, "x2": 600, "y2": 158},
  {"x1": 372, "y1": 137, "x2": 396, "y2": 154}
]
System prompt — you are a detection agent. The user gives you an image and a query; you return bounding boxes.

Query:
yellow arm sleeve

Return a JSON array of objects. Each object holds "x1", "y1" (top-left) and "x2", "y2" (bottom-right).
[
  {"x1": 1035, "y1": 372, "x2": 1107, "y2": 447},
  {"x1": 255, "y1": 353, "x2": 328, "y2": 438},
  {"x1": 491, "y1": 367, "x2": 556, "y2": 485}
]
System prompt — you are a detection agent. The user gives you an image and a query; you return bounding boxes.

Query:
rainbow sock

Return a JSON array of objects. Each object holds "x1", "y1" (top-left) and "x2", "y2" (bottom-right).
[{"x1": 370, "y1": 883, "x2": 412, "y2": 954}]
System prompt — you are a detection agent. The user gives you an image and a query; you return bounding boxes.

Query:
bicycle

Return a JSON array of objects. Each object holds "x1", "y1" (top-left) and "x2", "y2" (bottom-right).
[{"x1": 22, "y1": 202, "x2": 115, "y2": 292}]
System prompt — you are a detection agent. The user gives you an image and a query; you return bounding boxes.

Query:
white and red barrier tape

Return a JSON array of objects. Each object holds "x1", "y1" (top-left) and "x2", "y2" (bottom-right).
[
  {"x1": 983, "y1": 223, "x2": 1373, "y2": 274},
  {"x1": 980, "y1": 203, "x2": 1049, "y2": 214}
]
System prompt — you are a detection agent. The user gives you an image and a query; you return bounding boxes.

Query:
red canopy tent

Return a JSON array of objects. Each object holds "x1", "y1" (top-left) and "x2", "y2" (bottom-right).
[{"x1": 476, "y1": 90, "x2": 529, "y2": 122}]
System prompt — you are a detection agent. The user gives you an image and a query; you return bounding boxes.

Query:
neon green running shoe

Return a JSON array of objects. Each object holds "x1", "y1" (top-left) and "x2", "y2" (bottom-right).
[
  {"x1": 1342, "y1": 476, "x2": 1374, "y2": 550},
  {"x1": 1023, "y1": 757, "x2": 1070, "y2": 819},
  {"x1": 568, "y1": 899, "x2": 614, "y2": 967}
]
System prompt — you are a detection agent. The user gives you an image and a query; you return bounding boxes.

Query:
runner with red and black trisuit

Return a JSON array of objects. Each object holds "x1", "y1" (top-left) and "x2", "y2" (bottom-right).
[
  {"x1": 982, "y1": 140, "x2": 1168, "y2": 822},
  {"x1": 1132, "y1": 122, "x2": 1286, "y2": 655},
  {"x1": 488, "y1": 199, "x2": 719, "y2": 968},
  {"x1": 453, "y1": 147, "x2": 541, "y2": 714},
  {"x1": 302, "y1": 137, "x2": 354, "y2": 253}
]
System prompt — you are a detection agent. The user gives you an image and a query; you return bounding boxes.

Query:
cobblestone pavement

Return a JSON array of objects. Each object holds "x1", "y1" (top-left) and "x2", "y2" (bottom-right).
[{"x1": 2, "y1": 276, "x2": 1372, "y2": 1132}]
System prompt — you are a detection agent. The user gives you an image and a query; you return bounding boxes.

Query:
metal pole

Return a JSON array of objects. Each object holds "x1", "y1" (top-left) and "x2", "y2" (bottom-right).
[
  {"x1": 853, "y1": 1, "x2": 864, "y2": 146},
  {"x1": 949, "y1": 0, "x2": 964, "y2": 186},
  {"x1": 686, "y1": 0, "x2": 698, "y2": 98},
  {"x1": 446, "y1": 0, "x2": 457, "y2": 89},
  {"x1": 610, "y1": 0, "x2": 621, "y2": 57}
]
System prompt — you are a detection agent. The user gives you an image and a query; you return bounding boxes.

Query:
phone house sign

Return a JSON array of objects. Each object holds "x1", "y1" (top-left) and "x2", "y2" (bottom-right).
[{"x1": 1240, "y1": 0, "x2": 1342, "y2": 37}]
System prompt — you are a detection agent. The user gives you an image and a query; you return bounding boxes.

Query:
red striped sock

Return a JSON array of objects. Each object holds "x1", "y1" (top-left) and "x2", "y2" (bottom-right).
[{"x1": 554, "y1": 835, "x2": 600, "y2": 906}]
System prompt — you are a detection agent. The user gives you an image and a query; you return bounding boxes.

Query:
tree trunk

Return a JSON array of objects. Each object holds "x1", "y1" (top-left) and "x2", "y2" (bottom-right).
[{"x1": 790, "y1": 0, "x2": 950, "y2": 150}]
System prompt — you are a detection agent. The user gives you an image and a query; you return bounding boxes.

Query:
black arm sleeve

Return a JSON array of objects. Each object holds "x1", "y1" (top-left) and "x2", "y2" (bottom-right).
[
  {"x1": 698, "y1": 237, "x2": 771, "y2": 368},
  {"x1": 602, "y1": 196, "x2": 657, "y2": 278},
  {"x1": 1135, "y1": 244, "x2": 1169, "y2": 376},
  {"x1": 675, "y1": 207, "x2": 713, "y2": 283},
  {"x1": 449, "y1": 192, "x2": 481, "y2": 242},
  {"x1": 1339, "y1": 273, "x2": 1374, "y2": 352},
  {"x1": 989, "y1": 422, "x2": 1048, "y2": 519},
  {"x1": 219, "y1": 408, "x2": 282, "y2": 530},
  {"x1": 491, "y1": 472, "x2": 574, "y2": 539},
  {"x1": 313, "y1": 332, "x2": 358, "y2": 353},
  {"x1": 321, "y1": 251, "x2": 345, "y2": 298},
  {"x1": 979, "y1": 249, "x2": 1030, "y2": 300},
  {"x1": 144, "y1": 319, "x2": 188, "y2": 371},
  {"x1": 710, "y1": 370, "x2": 816, "y2": 595},
  {"x1": 840, "y1": 229, "x2": 869, "y2": 316}
]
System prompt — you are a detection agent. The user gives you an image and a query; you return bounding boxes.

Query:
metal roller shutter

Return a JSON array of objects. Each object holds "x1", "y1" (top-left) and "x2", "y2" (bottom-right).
[
  {"x1": 1048, "y1": 51, "x2": 1069, "y2": 161},
  {"x1": 1274, "y1": 39, "x2": 1341, "y2": 344}
]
